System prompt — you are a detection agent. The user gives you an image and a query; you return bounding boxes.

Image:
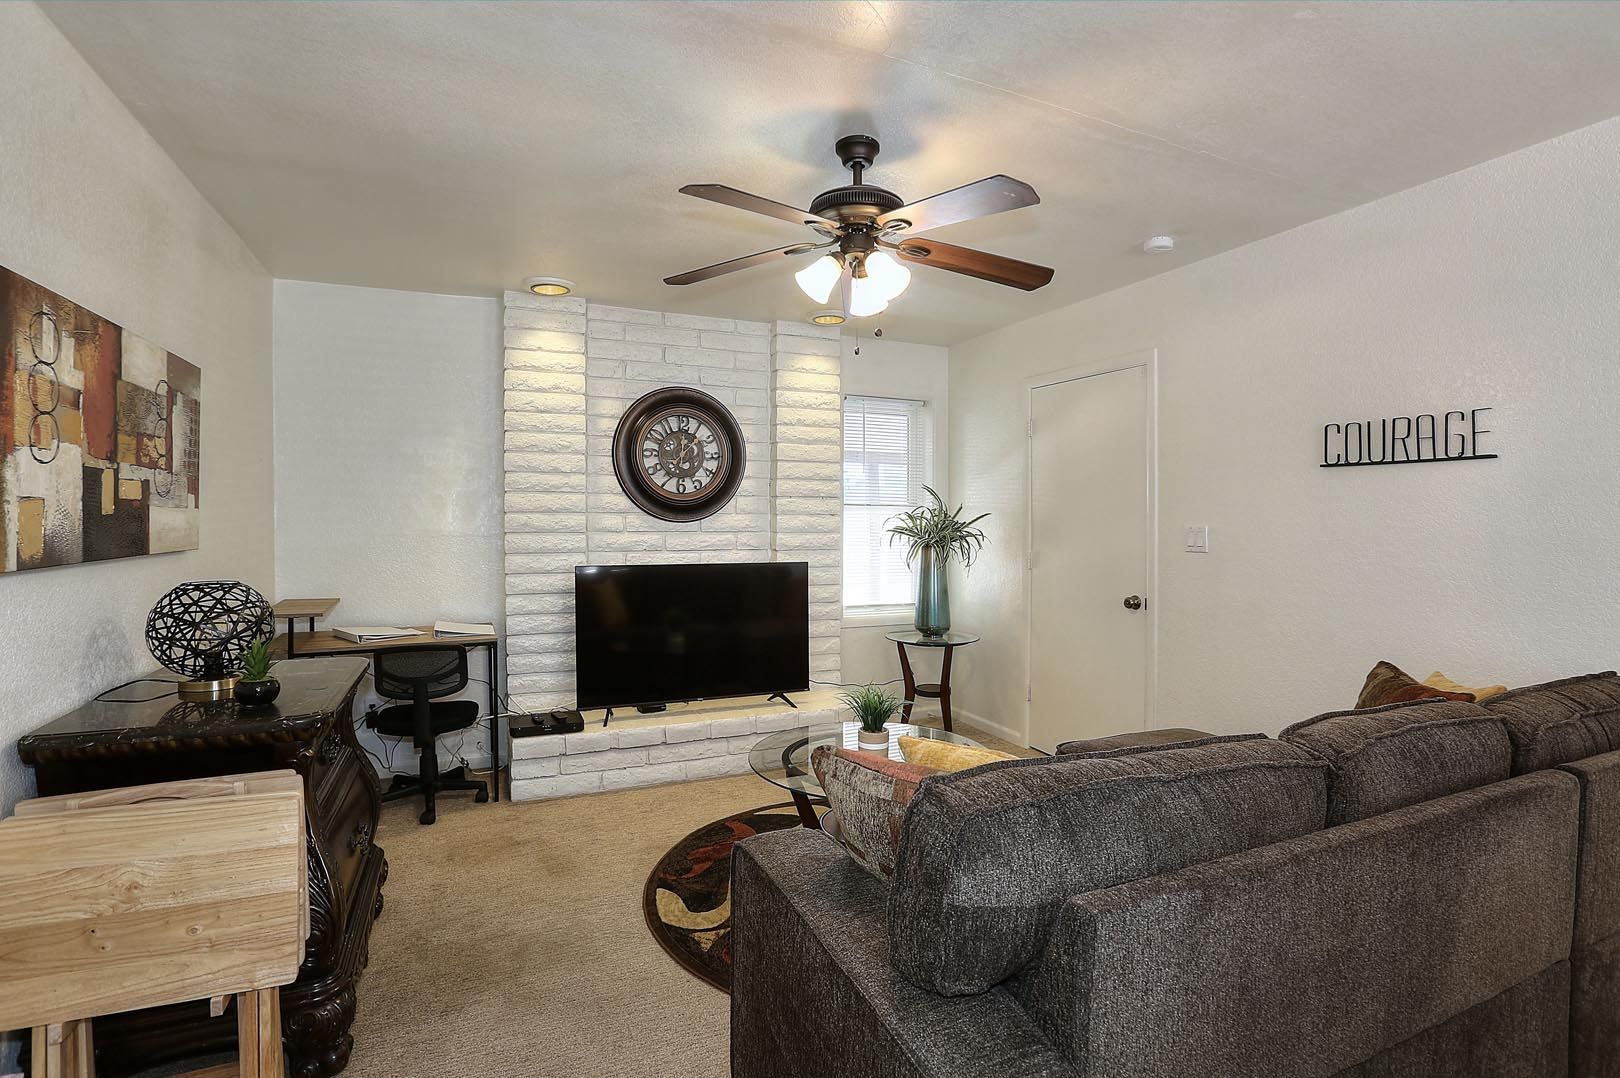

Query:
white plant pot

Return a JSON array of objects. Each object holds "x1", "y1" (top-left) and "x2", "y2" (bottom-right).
[{"x1": 857, "y1": 727, "x2": 890, "y2": 752}]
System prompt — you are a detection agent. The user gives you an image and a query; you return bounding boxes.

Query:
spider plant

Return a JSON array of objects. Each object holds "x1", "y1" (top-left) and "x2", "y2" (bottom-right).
[
  {"x1": 840, "y1": 683, "x2": 901, "y2": 734},
  {"x1": 887, "y1": 486, "x2": 989, "y2": 567}
]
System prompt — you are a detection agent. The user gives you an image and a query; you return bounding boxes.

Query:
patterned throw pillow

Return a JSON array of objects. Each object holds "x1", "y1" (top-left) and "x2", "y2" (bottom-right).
[
  {"x1": 1423, "y1": 671, "x2": 1509, "y2": 702},
  {"x1": 810, "y1": 745, "x2": 941, "y2": 881},
  {"x1": 1356, "y1": 660, "x2": 1475, "y2": 709},
  {"x1": 896, "y1": 736, "x2": 1017, "y2": 772}
]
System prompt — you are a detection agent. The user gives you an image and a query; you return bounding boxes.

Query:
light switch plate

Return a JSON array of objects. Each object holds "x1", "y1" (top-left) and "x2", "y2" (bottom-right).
[{"x1": 1185, "y1": 525, "x2": 1210, "y2": 553}]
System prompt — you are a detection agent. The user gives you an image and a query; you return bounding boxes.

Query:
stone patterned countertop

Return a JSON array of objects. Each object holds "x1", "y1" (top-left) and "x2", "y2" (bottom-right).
[{"x1": 16, "y1": 656, "x2": 370, "y2": 762}]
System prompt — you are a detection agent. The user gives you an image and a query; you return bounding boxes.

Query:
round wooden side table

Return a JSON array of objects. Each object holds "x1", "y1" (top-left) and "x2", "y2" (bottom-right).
[{"x1": 885, "y1": 629, "x2": 980, "y2": 733}]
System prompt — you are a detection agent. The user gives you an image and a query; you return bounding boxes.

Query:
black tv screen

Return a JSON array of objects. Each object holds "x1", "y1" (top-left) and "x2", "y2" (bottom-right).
[{"x1": 573, "y1": 561, "x2": 809, "y2": 710}]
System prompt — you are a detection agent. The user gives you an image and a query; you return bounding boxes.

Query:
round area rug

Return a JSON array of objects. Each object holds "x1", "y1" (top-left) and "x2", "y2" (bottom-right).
[{"x1": 643, "y1": 802, "x2": 804, "y2": 992}]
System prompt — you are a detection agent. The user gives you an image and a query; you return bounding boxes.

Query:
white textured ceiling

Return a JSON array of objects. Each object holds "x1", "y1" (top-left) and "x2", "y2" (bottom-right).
[{"x1": 41, "y1": 0, "x2": 1620, "y2": 344}]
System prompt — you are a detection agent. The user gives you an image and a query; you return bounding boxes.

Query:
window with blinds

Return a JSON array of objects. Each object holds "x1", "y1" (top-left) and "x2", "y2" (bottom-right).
[{"x1": 843, "y1": 395, "x2": 931, "y2": 616}]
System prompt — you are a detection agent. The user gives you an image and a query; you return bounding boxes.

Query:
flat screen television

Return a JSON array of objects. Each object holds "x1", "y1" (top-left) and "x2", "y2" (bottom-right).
[{"x1": 573, "y1": 561, "x2": 809, "y2": 710}]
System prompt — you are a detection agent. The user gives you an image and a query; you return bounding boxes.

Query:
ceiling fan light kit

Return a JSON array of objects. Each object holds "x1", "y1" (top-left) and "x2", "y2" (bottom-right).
[{"x1": 664, "y1": 134, "x2": 1054, "y2": 320}]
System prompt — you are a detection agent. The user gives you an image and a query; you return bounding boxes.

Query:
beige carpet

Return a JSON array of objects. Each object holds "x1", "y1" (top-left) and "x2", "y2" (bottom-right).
[{"x1": 343, "y1": 716, "x2": 1030, "y2": 1078}]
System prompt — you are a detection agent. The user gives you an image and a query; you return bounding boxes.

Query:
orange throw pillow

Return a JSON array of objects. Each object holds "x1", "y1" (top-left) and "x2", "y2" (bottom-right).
[{"x1": 1423, "y1": 671, "x2": 1509, "y2": 703}]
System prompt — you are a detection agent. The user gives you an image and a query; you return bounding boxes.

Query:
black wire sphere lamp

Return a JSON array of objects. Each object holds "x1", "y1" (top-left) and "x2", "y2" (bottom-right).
[{"x1": 145, "y1": 580, "x2": 275, "y2": 700}]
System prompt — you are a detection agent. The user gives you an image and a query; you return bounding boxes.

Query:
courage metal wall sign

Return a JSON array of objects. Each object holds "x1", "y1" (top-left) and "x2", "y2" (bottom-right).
[{"x1": 1322, "y1": 408, "x2": 1496, "y2": 468}]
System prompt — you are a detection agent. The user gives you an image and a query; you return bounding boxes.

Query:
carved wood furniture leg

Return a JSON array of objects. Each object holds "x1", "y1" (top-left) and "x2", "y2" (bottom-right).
[
  {"x1": 897, "y1": 641, "x2": 917, "y2": 720},
  {"x1": 939, "y1": 644, "x2": 955, "y2": 732},
  {"x1": 282, "y1": 984, "x2": 356, "y2": 1078}
]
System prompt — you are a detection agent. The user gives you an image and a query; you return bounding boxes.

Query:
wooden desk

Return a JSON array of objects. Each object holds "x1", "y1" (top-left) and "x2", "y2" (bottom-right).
[
  {"x1": 272, "y1": 597, "x2": 340, "y2": 640},
  {"x1": 16, "y1": 658, "x2": 380, "y2": 1078},
  {"x1": 271, "y1": 627, "x2": 504, "y2": 802}
]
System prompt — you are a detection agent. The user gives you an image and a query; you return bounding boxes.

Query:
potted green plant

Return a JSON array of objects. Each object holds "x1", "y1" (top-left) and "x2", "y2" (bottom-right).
[
  {"x1": 233, "y1": 638, "x2": 281, "y2": 707},
  {"x1": 842, "y1": 683, "x2": 901, "y2": 751},
  {"x1": 887, "y1": 485, "x2": 988, "y2": 636}
]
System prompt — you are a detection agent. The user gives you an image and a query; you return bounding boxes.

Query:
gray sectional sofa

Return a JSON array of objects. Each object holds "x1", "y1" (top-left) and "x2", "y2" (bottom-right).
[{"x1": 730, "y1": 672, "x2": 1620, "y2": 1078}]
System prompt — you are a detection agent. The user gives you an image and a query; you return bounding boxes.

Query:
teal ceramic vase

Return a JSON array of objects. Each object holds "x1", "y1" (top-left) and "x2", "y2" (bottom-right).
[{"x1": 914, "y1": 546, "x2": 950, "y2": 635}]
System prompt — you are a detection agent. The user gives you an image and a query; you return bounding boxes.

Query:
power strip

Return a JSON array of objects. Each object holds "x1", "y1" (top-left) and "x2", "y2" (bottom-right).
[{"x1": 508, "y1": 707, "x2": 584, "y2": 738}]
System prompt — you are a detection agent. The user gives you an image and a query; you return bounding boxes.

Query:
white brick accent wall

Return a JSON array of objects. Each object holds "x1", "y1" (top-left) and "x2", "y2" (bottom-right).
[
  {"x1": 771, "y1": 320, "x2": 844, "y2": 685},
  {"x1": 502, "y1": 293, "x2": 844, "y2": 797}
]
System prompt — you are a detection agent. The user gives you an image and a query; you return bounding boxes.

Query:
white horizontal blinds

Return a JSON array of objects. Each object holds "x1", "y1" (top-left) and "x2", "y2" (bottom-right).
[{"x1": 843, "y1": 395, "x2": 930, "y2": 614}]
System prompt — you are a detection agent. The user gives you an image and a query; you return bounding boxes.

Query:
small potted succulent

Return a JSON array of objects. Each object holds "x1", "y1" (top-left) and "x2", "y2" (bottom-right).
[
  {"x1": 842, "y1": 683, "x2": 901, "y2": 752},
  {"x1": 233, "y1": 638, "x2": 281, "y2": 707}
]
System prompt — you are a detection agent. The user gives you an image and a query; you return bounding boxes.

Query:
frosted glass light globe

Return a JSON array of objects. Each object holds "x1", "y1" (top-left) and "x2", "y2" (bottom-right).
[
  {"x1": 794, "y1": 255, "x2": 842, "y2": 304},
  {"x1": 862, "y1": 250, "x2": 911, "y2": 302}
]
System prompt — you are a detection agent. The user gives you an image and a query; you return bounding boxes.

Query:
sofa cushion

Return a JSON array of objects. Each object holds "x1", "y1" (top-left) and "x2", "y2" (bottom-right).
[
  {"x1": 1017, "y1": 770, "x2": 1579, "y2": 1078},
  {"x1": 1356, "y1": 660, "x2": 1475, "y2": 709},
  {"x1": 887, "y1": 739, "x2": 1330, "y2": 996},
  {"x1": 1281, "y1": 698, "x2": 1508, "y2": 824},
  {"x1": 811, "y1": 746, "x2": 938, "y2": 881},
  {"x1": 1484, "y1": 672, "x2": 1620, "y2": 774},
  {"x1": 1054, "y1": 727, "x2": 1235, "y2": 755},
  {"x1": 731, "y1": 829, "x2": 1084, "y2": 1078}
]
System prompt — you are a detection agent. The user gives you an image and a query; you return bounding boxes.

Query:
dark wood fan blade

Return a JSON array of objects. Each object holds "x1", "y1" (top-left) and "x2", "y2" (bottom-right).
[
  {"x1": 663, "y1": 242, "x2": 828, "y2": 286},
  {"x1": 884, "y1": 237, "x2": 1054, "y2": 291},
  {"x1": 878, "y1": 175, "x2": 1039, "y2": 234},
  {"x1": 679, "y1": 184, "x2": 838, "y2": 228}
]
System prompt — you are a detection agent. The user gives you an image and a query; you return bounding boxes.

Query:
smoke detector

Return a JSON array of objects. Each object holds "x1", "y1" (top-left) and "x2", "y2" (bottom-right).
[{"x1": 1142, "y1": 235, "x2": 1177, "y2": 255}]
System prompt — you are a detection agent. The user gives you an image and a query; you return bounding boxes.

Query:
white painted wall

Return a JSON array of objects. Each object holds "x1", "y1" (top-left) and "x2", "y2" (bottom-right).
[
  {"x1": 273, "y1": 279, "x2": 502, "y2": 773},
  {"x1": 0, "y1": 2, "x2": 273, "y2": 812},
  {"x1": 950, "y1": 114, "x2": 1620, "y2": 743},
  {"x1": 839, "y1": 335, "x2": 953, "y2": 698}
]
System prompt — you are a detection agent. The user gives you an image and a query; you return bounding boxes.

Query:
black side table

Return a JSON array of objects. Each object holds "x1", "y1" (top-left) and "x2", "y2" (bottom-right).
[{"x1": 885, "y1": 629, "x2": 980, "y2": 733}]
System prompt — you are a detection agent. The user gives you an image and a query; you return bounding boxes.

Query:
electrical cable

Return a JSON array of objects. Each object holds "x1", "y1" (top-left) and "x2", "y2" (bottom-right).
[
  {"x1": 812, "y1": 677, "x2": 905, "y2": 689},
  {"x1": 94, "y1": 678, "x2": 181, "y2": 704}
]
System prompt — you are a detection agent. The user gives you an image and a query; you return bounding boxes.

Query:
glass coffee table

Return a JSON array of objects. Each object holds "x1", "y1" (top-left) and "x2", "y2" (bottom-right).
[{"x1": 749, "y1": 721, "x2": 983, "y2": 828}]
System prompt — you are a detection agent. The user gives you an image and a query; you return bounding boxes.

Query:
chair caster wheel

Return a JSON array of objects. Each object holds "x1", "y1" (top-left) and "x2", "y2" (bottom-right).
[
  {"x1": 476, "y1": 788, "x2": 490, "y2": 804},
  {"x1": 420, "y1": 809, "x2": 436, "y2": 825}
]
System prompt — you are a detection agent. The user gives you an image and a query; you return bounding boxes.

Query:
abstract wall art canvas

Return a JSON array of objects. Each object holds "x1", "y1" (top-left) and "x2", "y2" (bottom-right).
[{"x1": 1, "y1": 265, "x2": 201, "y2": 574}]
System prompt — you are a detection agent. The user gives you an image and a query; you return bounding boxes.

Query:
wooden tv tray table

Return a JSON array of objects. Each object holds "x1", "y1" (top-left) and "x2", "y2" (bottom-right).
[{"x1": 0, "y1": 772, "x2": 308, "y2": 1077}]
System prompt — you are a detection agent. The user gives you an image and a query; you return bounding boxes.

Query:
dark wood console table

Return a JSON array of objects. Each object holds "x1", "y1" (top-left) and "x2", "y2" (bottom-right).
[{"x1": 16, "y1": 656, "x2": 381, "y2": 1078}]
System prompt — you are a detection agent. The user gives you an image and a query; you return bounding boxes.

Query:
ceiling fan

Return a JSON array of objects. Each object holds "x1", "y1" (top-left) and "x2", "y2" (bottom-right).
[{"x1": 663, "y1": 134, "x2": 1054, "y2": 318}]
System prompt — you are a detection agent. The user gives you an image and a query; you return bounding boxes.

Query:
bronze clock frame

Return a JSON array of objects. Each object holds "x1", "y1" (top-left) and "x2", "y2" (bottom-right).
[{"x1": 612, "y1": 386, "x2": 747, "y2": 522}]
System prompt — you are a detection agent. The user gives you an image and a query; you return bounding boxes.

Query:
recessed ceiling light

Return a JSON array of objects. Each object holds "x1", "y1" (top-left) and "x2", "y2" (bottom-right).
[
  {"x1": 1142, "y1": 235, "x2": 1177, "y2": 255},
  {"x1": 809, "y1": 309, "x2": 847, "y2": 326},
  {"x1": 525, "y1": 276, "x2": 574, "y2": 296}
]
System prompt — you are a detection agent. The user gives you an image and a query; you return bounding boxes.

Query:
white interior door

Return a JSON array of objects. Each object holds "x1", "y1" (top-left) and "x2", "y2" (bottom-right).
[{"x1": 1028, "y1": 363, "x2": 1152, "y2": 753}]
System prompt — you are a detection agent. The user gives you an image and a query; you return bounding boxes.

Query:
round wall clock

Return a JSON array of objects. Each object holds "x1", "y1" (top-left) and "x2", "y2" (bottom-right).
[{"x1": 612, "y1": 386, "x2": 746, "y2": 522}]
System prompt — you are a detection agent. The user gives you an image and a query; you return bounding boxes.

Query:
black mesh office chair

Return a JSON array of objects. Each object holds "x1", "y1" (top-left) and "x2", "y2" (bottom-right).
[{"x1": 371, "y1": 645, "x2": 489, "y2": 825}]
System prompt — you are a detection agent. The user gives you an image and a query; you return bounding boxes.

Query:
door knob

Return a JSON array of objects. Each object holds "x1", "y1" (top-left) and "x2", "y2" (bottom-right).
[{"x1": 1122, "y1": 595, "x2": 1144, "y2": 611}]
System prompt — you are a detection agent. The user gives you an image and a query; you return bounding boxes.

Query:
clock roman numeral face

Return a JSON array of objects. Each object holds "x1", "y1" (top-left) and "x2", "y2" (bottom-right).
[{"x1": 636, "y1": 408, "x2": 730, "y2": 500}]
